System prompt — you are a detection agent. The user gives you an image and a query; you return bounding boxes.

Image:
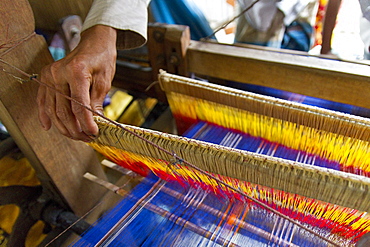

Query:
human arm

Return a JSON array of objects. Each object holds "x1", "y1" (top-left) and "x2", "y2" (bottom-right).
[
  {"x1": 320, "y1": 0, "x2": 342, "y2": 54},
  {"x1": 37, "y1": 25, "x2": 116, "y2": 141},
  {"x1": 37, "y1": 0, "x2": 150, "y2": 141}
]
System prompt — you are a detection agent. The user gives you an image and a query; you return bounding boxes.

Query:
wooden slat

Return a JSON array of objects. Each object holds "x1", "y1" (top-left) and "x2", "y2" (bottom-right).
[
  {"x1": 0, "y1": 0, "x2": 106, "y2": 216},
  {"x1": 186, "y1": 41, "x2": 370, "y2": 110},
  {"x1": 113, "y1": 60, "x2": 153, "y2": 98}
]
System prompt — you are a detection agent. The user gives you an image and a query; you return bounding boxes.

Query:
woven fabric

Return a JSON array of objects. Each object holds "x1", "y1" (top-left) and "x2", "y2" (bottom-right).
[{"x1": 72, "y1": 173, "x2": 332, "y2": 247}]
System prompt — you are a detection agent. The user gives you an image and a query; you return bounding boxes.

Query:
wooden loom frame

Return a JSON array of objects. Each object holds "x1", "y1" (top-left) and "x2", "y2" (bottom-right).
[
  {"x1": 1, "y1": 5, "x2": 368, "y2": 218},
  {"x1": 115, "y1": 24, "x2": 370, "y2": 112},
  {"x1": 1, "y1": 2, "x2": 370, "y2": 244}
]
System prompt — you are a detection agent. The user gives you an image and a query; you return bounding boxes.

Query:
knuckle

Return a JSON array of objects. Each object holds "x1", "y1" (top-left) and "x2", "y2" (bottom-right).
[
  {"x1": 72, "y1": 104, "x2": 86, "y2": 116},
  {"x1": 94, "y1": 81, "x2": 109, "y2": 94},
  {"x1": 40, "y1": 66, "x2": 49, "y2": 77},
  {"x1": 48, "y1": 63, "x2": 64, "y2": 87},
  {"x1": 40, "y1": 66, "x2": 54, "y2": 84},
  {"x1": 67, "y1": 58, "x2": 86, "y2": 74},
  {"x1": 49, "y1": 62, "x2": 62, "y2": 77}
]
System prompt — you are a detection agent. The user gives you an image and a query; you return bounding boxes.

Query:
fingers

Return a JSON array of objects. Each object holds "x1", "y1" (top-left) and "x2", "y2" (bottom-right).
[
  {"x1": 38, "y1": 64, "x2": 69, "y2": 137},
  {"x1": 68, "y1": 66, "x2": 99, "y2": 138},
  {"x1": 37, "y1": 85, "x2": 52, "y2": 131},
  {"x1": 44, "y1": 86, "x2": 71, "y2": 137},
  {"x1": 90, "y1": 76, "x2": 111, "y2": 115},
  {"x1": 55, "y1": 83, "x2": 92, "y2": 141},
  {"x1": 36, "y1": 24, "x2": 117, "y2": 142},
  {"x1": 38, "y1": 63, "x2": 95, "y2": 142}
]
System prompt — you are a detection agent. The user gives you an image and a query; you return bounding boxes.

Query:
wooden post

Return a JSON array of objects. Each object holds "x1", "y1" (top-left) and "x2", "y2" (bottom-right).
[
  {"x1": 147, "y1": 23, "x2": 168, "y2": 102},
  {"x1": 147, "y1": 24, "x2": 191, "y2": 102},
  {"x1": 163, "y1": 25, "x2": 190, "y2": 76}
]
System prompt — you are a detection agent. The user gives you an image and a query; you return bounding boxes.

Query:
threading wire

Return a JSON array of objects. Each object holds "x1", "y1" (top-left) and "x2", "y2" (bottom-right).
[
  {"x1": 201, "y1": 0, "x2": 262, "y2": 41},
  {"x1": 44, "y1": 201, "x2": 103, "y2": 247},
  {"x1": 0, "y1": 32, "x2": 36, "y2": 58}
]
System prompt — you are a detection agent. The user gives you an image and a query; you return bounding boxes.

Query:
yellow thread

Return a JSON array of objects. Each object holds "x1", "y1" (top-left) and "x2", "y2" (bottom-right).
[{"x1": 168, "y1": 92, "x2": 370, "y2": 173}]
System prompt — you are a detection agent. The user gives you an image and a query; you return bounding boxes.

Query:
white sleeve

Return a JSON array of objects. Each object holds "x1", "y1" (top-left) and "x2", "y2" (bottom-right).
[
  {"x1": 359, "y1": 0, "x2": 370, "y2": 21},
  {"x1": 239, "y1": 0, "x2": 278, "y2": 32},
  {"x1": 82, "y1": 0, "x2": 151, "y2": 49}
]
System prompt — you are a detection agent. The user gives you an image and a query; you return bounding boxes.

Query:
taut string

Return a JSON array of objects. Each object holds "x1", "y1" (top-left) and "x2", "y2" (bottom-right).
[{"x1": 201, "y1": 0, "x2": 261, "y2": 41}]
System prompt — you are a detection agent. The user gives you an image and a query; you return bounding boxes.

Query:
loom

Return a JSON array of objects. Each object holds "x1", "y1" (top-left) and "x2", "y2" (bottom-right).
[
  {"x1": 2, "y1": 0, "x2": 370, "y2": 245},
  {"x1": 71, "y1": 71, "x2": 370, "y2": 246}
]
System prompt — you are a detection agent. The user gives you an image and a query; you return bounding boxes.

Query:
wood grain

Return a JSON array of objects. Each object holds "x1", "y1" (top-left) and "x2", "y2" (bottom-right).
[
  {"x1": 187, "y1": 41, "x2": 370, "y2": 110},
  {"x1": 0, "y1": 0, "x2": 106, "y2": 216},
  {"x1": 0, "y1": 0, "x2": 34, "y2": 42}
]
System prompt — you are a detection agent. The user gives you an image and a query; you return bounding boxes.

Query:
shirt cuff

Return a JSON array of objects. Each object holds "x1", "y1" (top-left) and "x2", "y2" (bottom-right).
[{"x1": 82, "y1": 0, "x2": 150, "y2": 49}]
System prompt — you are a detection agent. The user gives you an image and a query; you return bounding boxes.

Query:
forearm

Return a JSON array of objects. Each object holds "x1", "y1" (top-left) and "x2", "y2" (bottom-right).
[{"x1": 320, "y1": 0, "x2": 342, "y2": 54}]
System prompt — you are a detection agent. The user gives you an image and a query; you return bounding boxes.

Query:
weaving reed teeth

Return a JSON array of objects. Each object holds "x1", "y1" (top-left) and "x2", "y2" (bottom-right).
[
  {"x1": 159, "y1": 71, "x2": 370, "y2": 177},
  {"x1": 83, "y1": 71, "x2": 370, "y2": 245},
  {"x1": 167, "y1": 93, "x2": 370, "y2": 176},
  {"x1": 91, "y1": 117, "x2": 370, "y2": 214},
  {"x1": 88, "y1": 117, "x2": 370, "y2": 244},
  {"x1": 158, "y1": 71, "x2": 370, "y2": 142}
]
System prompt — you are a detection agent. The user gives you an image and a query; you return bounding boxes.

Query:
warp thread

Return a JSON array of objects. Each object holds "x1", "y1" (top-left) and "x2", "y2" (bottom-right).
[{"x1": 0, "y1": 39, "x2": 340, "y2": 247}]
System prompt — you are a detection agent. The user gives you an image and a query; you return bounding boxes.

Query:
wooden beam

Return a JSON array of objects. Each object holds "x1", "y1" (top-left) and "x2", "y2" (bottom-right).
[
  {"x1": 186, "y1": 41, "x2": 370, "y2": 110},
  {"x1": 113, "y1": 60, "x2": 153, "y2": 98}
]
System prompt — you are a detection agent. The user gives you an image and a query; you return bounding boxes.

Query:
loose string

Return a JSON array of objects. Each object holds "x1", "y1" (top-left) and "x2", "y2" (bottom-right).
[
  {"x1": 201, "y1": 0, "x2": 261, "y2": 41},
  {"x1": 0, "y1": 58, "x2": 340, "y2": 246},
  {"x1": 0, "y1": 32, "x2": 37, "y2": 58}
]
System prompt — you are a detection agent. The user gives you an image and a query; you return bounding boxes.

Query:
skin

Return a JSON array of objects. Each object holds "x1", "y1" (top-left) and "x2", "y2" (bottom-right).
[
  {"x1": 320, "y1": 0, "x2": 342, "y2": 54},
  {"x1": 37, "y1": 25, "x2": 117, "y2": 142}
]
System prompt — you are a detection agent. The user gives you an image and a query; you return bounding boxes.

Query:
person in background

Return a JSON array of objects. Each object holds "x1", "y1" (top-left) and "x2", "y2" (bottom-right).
[
  {"x1": 359, "y1": 0, "x2": 370, "y2": 59},
  {"x1": 235, "y1": 0, "x2": 319, "y2": 52},
  {"x1": 320, "y1": 0, "x2": 370, "y2": 58},
  {"x1": 319, "y1": 0, "x2": 341, "y2": 55},
  {"x1": 37, "y1": 0, "x2": 150, "y2": 142}
]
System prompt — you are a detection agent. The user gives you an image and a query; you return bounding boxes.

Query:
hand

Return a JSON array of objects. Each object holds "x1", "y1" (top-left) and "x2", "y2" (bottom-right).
[{"x1": 37, "y1": 25, "x2": 117, "y2": 142}]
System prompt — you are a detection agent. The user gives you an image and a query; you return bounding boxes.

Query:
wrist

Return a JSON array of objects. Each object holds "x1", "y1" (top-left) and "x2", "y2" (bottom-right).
[{"x1": 80, "y1": 24, "x2": 117, "y2": 49}]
